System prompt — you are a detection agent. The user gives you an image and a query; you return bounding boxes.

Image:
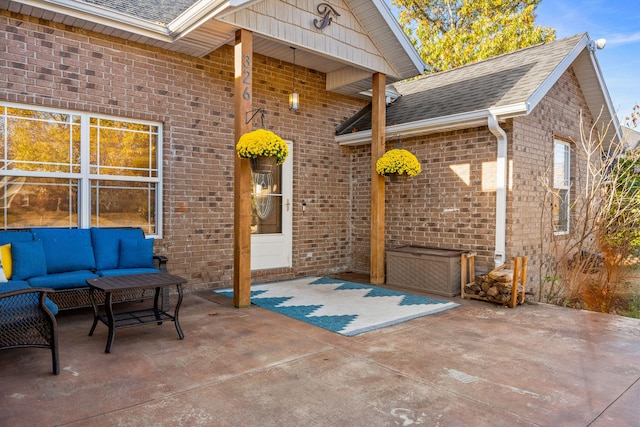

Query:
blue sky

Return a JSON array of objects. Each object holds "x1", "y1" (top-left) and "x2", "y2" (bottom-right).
[{"x1": 536, "y1": 0, "x2": 640, "y2": 121}]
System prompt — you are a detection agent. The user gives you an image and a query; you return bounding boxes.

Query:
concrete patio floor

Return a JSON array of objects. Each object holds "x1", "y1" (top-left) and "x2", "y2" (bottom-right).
[{"x1": 1, "y1": 282, "x2": 639, "y2": 426}]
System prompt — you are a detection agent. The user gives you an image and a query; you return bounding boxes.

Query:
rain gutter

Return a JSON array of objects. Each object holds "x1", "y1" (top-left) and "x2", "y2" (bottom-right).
[
  {"x1": 12, "y1": 0, "x2": 242, "y2": 41},
  {"x1": 13, "y1": 0, "x2": 175, "y2": 40},
  {"x1": 336, "y1": 110, "x2": 491, "y2": 147},
  {"x1": 487, "y1": 111, "x2": 508, "y2": 267}
]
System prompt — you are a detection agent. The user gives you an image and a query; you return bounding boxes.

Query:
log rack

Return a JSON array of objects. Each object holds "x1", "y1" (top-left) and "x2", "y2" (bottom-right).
[{"x1": 461, "y1": 253, "x2": 527, "y2": 308}]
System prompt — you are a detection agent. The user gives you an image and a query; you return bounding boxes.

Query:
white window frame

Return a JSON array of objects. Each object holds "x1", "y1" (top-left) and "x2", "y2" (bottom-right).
[
  {"x1": 553, "y1": 140, "x2": 570, "y2": 235},
  {"x1": 0, "y1": 102, "x2": 163, "y2": 237}
]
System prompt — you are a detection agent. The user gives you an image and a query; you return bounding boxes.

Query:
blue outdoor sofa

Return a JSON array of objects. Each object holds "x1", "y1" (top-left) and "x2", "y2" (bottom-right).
[{"x1": 0, "y1": 227, "x2": 169, "y2": 374}]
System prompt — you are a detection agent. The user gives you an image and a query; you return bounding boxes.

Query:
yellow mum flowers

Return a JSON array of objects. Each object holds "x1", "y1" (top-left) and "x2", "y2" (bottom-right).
[
  {"x1": 376, "y1": 149, "x2": 421, "y2": 177},
  {"x1": 236, "y1": 129, "x2": 289, "y2": 165}
]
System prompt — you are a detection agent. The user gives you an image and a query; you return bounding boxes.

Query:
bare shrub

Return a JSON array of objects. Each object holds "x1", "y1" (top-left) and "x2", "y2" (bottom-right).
[{"x1": 538, "y1": 105, "x2": 640, "y2": 313}]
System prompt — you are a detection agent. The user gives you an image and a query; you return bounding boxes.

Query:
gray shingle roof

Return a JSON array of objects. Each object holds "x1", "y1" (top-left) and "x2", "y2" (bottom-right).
[
  {"x1": 337, "y1": 33, "x2": 586, "y2": 135},
  {"x1": 76, "y1": 0, "x2": 199, "y2": 25}
]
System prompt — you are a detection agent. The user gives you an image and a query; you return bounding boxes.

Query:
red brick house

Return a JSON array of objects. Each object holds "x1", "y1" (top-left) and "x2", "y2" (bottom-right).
[{"x1": 0, "y1": 1, "x2": 620, "y2": 297}]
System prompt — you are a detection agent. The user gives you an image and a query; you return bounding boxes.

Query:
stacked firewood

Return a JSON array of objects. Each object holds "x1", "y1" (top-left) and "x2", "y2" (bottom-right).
[
  {"x1": 463, "y1": 266, "x2": 523, "y2": 304},
  {"x1": 461, "y1": 254, "x2": 528, "y2": 308}
]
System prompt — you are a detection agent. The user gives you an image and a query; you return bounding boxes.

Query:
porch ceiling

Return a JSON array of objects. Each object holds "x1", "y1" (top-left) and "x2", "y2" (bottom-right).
[{"x1": 1, "y1": 0, "x2": 423, "y2": 99}]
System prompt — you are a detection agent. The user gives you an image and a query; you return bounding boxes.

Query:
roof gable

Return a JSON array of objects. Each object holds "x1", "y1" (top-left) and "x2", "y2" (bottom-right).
[{"x1": 219, "y1": 0, "x2": 398, "y2": 79}]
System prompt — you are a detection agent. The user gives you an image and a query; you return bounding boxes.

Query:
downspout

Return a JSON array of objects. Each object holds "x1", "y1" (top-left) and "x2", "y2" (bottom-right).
[{"x1": 487, "y1": 112, "x2": 507, "y2": 267}]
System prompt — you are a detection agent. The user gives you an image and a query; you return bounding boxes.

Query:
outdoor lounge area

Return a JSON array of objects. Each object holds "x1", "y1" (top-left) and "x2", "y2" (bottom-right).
[
  {"x1": 1, "y1": 282, "x2": 638, "y2": 426},
  {"x1": 1, "y1": 1, "x2": 639, "y2": 425}
]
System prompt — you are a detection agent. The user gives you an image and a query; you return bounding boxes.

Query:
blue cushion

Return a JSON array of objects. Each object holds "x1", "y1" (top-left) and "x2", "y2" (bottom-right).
[
  {"x1": 12, "y1": 240, "x2": 47, "y2": 280},
  {"x1": 44, "y1": 298, "x2": 58, "y2": 316},
  {"x1": 27, "y1": 270, "x2": 99, "y2": 290},
  {"x1": 98, "y1": 267, "x2": 160, "y2": 277},
  {"x1": 91, "y1": 228, "x2": 145, "y2": 270},
  {"x1": 119, "y1": 238, "x2": 154, "y2": 269},
  {"x1": 1, "y1": 281, "x2": 31, "y2": 292},
  {"x1": 30, "y1": 228, "x2": 96, "y2": 274},
  {"x1": 44, "y1": 298, "x2": 59, "y2": 316},
  {"x1": 0, "y1": 281, "x2": 58, "y2": 316},
  {"x1": 0, "y1": 231, "x2": 33, "y2": 246}
]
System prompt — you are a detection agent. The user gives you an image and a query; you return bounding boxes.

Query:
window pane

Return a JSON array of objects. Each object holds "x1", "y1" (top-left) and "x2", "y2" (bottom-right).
[
  {"x1": 252, "y1": 166, "x2": 282, "y2": 234},
  {"x1": 1, "y1": 104, "x2": 162, "y2": 234},
  {"x1": 91, "y1": 180, "x2": 156, "y2": 234},
  {"x1": 90, "y1": 118, "x2": 158, "y2": 177},
  {"x1": 0, "y1": 177, "x2": 78, "y2": 228},
  {"x1": 552, "y1": 189, "x2": 569, "y2": 232},
  {"x1": 553, "y1": 142, "x2": 569, "y2": 188},
  {"x1": 3, "y1": 108, "x2": 80, "y2": 173}
]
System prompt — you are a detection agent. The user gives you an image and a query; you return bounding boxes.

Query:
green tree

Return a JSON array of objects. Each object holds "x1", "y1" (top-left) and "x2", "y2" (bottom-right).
[
  {"x1": 601, "y1": 105, "x2": 640, "y2": 256},
  {"x1": 392, "y1": 0, "x2": 556, "y2": 72}
]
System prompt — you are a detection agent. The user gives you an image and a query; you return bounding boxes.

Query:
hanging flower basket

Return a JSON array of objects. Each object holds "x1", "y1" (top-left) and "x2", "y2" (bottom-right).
[
  {"x1": 376, "y1": 149, "x2": 421, "y2": 181},
  {"x1": 250, "y1": 156, "x2": 278, "y2": 174},
  {"x1": 236, "y1": 129, "x2": 288, "y2": 174},
  {"x1": 388, "y1": 172, "x2": 409, "y2": 183}
]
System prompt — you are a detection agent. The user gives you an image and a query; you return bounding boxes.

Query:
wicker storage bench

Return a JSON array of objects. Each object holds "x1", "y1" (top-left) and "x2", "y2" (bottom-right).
[{"x1": 386, "y1": 246, "x2": 467, "y2": 297}]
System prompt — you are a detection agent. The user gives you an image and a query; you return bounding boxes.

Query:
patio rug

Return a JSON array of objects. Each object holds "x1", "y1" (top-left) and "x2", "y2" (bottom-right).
[{"x1": 214, "y1": 276, "x2": 459, "y2": 336}]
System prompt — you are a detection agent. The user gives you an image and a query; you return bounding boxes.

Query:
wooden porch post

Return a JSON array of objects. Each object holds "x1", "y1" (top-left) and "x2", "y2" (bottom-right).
[
  {"x1": 370, "y1": 72, "x2": 386, "y2": 284},
  {"x1": 234, "y1": 29, "x2": 253, "y2": 308}
]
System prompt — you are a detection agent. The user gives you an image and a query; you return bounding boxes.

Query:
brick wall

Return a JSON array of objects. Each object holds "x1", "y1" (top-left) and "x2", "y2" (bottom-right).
[
  {"x1": 510, "y1": 67, "x2": 595, "y2": 292},
  {"x1": 0, "y1": 10, "x2": 367, "y2": 290},
  {"x1": 349, "y1": 126, "x2": 499, "y2": 275}
]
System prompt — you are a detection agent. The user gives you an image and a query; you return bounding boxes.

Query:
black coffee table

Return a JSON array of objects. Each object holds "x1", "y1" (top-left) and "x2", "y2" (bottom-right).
[{"x1": 87, "y1": 273, "x2": 187, "y2": 353}]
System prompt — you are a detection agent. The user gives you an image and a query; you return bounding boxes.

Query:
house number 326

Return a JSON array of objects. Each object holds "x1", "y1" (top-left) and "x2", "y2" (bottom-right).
[{"x1": 242, "y1": 54, "x2": 251, "y2": 101}]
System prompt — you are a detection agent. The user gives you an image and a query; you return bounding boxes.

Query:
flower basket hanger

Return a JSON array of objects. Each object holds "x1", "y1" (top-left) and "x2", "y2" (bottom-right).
[{"x1": 236, "y1": 110, "x2": 288, "y2": 174}]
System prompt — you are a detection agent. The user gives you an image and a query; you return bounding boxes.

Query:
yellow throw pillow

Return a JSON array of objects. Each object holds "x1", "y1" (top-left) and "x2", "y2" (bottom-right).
[{"x1": 0, "y1": 243, "x2": 12, "y2": 280}]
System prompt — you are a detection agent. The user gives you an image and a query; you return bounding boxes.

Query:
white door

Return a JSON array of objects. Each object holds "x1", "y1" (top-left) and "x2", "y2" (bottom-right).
[{"x1": 251, "y1": 140, "x2": 292, "y2": 270}]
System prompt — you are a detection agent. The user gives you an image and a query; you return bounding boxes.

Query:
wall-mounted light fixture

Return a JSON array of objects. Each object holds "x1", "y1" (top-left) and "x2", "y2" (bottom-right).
[
  {"x1": 588, "y1": 38, "x2": 606, "y2": 52},
  {"x1": 289, "y1": 47, "x2": 299, "y2": 110}
]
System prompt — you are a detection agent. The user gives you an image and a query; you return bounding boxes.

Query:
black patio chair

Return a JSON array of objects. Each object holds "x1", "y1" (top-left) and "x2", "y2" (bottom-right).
[{"x1": 0, "y1": 287, "x2": 60, "y2": 375}]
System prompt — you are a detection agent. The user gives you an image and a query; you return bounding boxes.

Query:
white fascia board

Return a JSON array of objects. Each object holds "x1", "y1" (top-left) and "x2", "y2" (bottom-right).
[
  {"x1": 215, "y1": 0, "x2": 264, "y2": 18},
  {"x1": 336, "y1": 105, "x2": 530, "y2": 146},
  {"x1": 14, "y1": 0, "x2": 177, "y2": 40},
  {"x1": 336, "y1": 130, "x2": 373, "y2": 146},
  {"x1": 337, "y1": 110, "x2": 493, "y2": 146},
  {"x1": 370, "y1": 0, "x2": 426, "y2": 75},
  {"x1": 528, "y1": 34, "x2": 589, "y2": 113},
  {"x1": 586, "y1": 48, "x2": 623, "y2": 142},
  {"x1": 167, "y1": 0, "x2": 233, "y2": 38},
  {"x1": 16, "y1": 0, "x2": 247, "y2": 42},
  {"x1": 15, "y1": 0, "x2": 174, "y2": 40},
  {"x1": 487, "y1": 102, "x2": 529, "y2": 119}
]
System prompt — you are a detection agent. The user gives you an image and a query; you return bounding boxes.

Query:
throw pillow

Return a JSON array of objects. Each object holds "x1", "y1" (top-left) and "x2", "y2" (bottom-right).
[
  {"x1": 91, "y1": 227, "x2": 145, "y2": 270},
  {"x1": 12, "y1": 240, "x2": 48, "y2": 280},
  {"x1": 0, "y1": 243, "x2": 12, "y2": 280},
  {"x1": 119, "y1": 238, "x2": 155, "y2": 269},
  {"x1": 30, "y1": 228, "x2": 96, "y2": 274}
]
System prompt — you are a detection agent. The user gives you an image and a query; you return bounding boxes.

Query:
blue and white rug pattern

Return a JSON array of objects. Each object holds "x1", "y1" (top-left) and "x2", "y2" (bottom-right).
[{"x1": 214, "y1": 276, "x2": 459, "y2": 336}]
